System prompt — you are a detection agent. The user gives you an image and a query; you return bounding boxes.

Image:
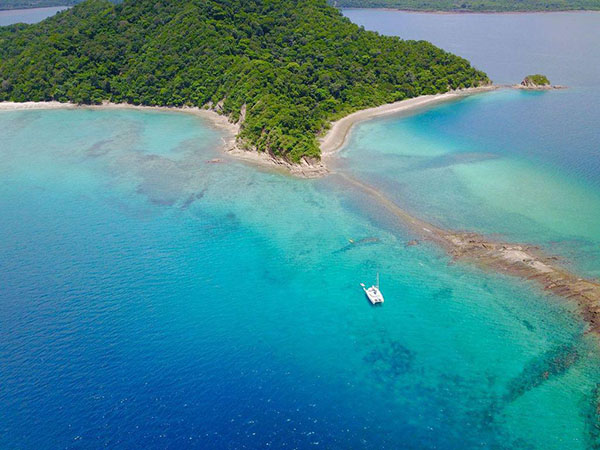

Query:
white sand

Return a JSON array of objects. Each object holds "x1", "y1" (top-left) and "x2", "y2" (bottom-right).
[
  {"x1": 0, "y1": 100, "x2": 239, "y2": 135},
  {"x1": 319, "y1": 86, "x2": 497, "y2": 156},
  {"x1": 0, "y1": 86, "x2": 496, "y2": 178}
]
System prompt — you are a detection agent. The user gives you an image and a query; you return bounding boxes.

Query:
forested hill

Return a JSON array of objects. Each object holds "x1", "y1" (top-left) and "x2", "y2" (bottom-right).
[
  {"x1": 332, "y1": 0, "x2": 600, "y2": 12},
  {"x1": 0, "y1": 0, "x2": 488, "y2": 162}
]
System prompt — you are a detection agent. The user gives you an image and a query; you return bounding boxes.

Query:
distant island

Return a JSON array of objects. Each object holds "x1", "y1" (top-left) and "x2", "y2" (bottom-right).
[
  {"x1": 332, "y1": 0, "x2": 600, "y2": 12},
  {"x1": 521, "y1": 74, "x2": 550, "y2": 86},
  {"x1": 517, "y1": 74, "x2": 565, "y2": 90},
  {"x1": 0, "y1": 0, "x2": 488, "y2": 163},
  {"x1": 0, "y1": 0, "x2": 80, "y2": 10}
]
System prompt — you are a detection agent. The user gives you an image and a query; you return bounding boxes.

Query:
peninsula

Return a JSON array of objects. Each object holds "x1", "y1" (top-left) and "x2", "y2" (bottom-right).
[
  {"x1": 338, "y1": 174, "x2": 600, "y2": 337},
  {"x1": 0, "y1": 0, "x2": 488, "y2": 164},
  {"x1": 320, "y1": 85, "x2": 496, "y2": 156},
  {"x1": 3, "y1": 0, "x2": 596, "y2": 336}
]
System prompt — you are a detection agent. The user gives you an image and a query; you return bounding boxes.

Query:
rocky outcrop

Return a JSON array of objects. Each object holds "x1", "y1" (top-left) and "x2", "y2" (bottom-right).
[
  {"x1": 518, "y1": 74, "x2": 564, "y2": 90},
  {"x1": 337, "y1": 173, "x2": 600, "y2": 336}
]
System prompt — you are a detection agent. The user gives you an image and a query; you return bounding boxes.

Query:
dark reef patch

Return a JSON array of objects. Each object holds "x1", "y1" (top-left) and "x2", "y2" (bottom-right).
[
  {"x1": 363, "y1": 334, "x2": 415, "y2": 380},
  {"x1": 85, "y1": 139, "x2": 114, "y2": 158},
  {"x1": 180, "y1": 189, "x2": 207, "y2": 210},
  {"x1": 503, "y1": 344, "x2": 580, "y2": 405}
]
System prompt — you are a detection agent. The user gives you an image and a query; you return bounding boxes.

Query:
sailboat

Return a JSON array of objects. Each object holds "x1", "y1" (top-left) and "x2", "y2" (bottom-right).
[{"x1": 360, "y1": 273, "x2": 384, "y2": 305}]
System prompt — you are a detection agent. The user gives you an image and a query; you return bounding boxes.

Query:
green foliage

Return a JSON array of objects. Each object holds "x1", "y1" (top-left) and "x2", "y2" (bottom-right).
[
  {"x1": 332, "y1": 0, "x2": 600, "y2": 12},
  {"x1": 523, "y1": 74, "x2": 550, "y2": 86},
  {"x1": 0, "y1": 0, "x2": 489, "y2": 161}
]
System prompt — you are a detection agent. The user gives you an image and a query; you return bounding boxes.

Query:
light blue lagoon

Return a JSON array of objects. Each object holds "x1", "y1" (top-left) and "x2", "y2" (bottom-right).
[
  {"x1": 341, "y1": 9, "x2": 600, "y2": 278},
  {"x1": 1, "y1": 10, "x2": 600, "y2": 450}
]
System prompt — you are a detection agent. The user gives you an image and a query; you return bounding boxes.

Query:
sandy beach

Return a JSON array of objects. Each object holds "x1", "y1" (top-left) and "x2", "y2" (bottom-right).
[
  {"x1": 319, "y1": 85, "x2": 497, "y2": 157},
  {"x1": 0, "y1": 100, "x2": 245, "y2": 166},
  {"x1": 0, "y1": 100, "x2": 239, "y2": 135},
  {"x1": 0, "y1": 100, "x2": 333, "y2": 177},
  {"x1": 0, "y1": 87, "x2": 497, "y2": 178}
]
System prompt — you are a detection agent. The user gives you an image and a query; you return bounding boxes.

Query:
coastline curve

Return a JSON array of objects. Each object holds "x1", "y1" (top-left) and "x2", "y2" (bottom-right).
[{"x1": 319, "y1": 85, "x2": 498, "y2": 157}]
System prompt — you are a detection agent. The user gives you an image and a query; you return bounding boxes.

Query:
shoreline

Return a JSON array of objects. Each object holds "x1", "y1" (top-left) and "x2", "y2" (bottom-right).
[
  {"x1": 3, "y1": 95, "x2": 599, "y2": 336},
  {"x1": 2, "y1": 88, "x2": 500, "y2": 178},
  {"x1": 0, "y1": 100, "x2": 333, "y2": 177},
  {"x1": 0, "y1": 100, "x2": 239, "y2": 135},
  {"x1": 337, "y1": 173, "x2": 600, "y2": 336},
  {"x1": 2, "y1": 100, "x2": 331, "y2": 178},
  {"x1": 320, "y1": 85, "x2": 498, "y2": 157},
  {"x1": 0, "y1": 100, "x2": 242, "y2": 165},
  {"x1": 513, "y1": 84, "x2": 566, "y2": 90}
]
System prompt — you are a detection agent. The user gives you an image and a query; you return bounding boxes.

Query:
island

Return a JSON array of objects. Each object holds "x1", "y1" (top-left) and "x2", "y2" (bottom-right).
[
  {"x1": 332, "y1": 0, "x2": 600, "y2": 12},
  {"x1": 518, "y1": 74, "x2": 564, "y2": 90},
  {"x1": 522, "y1": 74, "x2": 550, "y2": 86},
  {"x1": 2, "y1": 0, "x2": 597, "y2": 339},
  {"x1": 0, "y1": 0, "x2": 488, "y2": 165},
  {"x1": 0, "y1": 0, "x2": 80, "y2": 10}
]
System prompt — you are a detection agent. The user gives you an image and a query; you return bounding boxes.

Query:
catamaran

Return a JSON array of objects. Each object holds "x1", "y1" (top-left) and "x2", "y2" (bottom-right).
[{"x1": 360, "y1": 273, "x2": 384, "y2": 305}]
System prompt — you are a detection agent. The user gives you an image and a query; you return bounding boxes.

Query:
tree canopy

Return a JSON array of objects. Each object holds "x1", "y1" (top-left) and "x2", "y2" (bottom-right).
[
  {"x1": 0, "y1": 0, "x2": 489, "y2": 161},
  {"x1": 522, "y1": 74, "x2": 550, "y2": 86}
]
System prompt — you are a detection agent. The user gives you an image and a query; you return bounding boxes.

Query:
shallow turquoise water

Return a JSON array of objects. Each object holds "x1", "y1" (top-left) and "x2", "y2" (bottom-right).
[
  {"x1": 2, "y1": 10, "x2": 600, "y2": 450},
  {"x1": 341, "y1": 10, "x2": 600, "y2": 279},
  {"x1": 1, "y1": 107, "x2": 600, "y2": 448},
  {"x1": 337, "y1": 89, "x2": 600, "y2": 278}
]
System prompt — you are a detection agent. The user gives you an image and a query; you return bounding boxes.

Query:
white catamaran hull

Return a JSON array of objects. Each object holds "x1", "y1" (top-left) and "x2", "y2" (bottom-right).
[{"x1": 360, "y1": 283, "x2": 384, "y2": 304}]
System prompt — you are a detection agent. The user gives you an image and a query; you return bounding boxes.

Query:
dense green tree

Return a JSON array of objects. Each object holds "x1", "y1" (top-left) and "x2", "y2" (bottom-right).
[
  {"x1": 0, "y1": 0, "x2": 489, "y2": 161},
  {"x1": 523, "y1": 74, "x2": 550, "y2": 86}
]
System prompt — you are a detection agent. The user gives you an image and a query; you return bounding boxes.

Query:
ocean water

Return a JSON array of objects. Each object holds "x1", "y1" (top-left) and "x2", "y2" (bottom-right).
[
  {"x1": 0, "y1": 6, "x2": 68, "y2": 26},
  {"x1": 342, "y1": 10, "x2": 600, "y2": 87},
  {"x1": 2, "y1": 108, "x2": 599, "y2": 449},
  {"x1": 341, "y1": 10, "x2": 600, "y2": 278},
  {"x1": 1, "y1": 11, "x2": 600, "y2": 450}
]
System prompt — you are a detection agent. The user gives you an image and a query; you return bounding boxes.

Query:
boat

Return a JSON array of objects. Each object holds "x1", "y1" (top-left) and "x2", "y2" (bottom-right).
[{"x1": 360, "y1": 273, "x2": 384, "y2": 305}]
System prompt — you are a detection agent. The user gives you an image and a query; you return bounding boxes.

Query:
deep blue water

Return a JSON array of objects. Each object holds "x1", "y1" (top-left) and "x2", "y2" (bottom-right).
[{"x1": 2, "y1": 11, "x2": 600, "y2": 450}]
